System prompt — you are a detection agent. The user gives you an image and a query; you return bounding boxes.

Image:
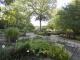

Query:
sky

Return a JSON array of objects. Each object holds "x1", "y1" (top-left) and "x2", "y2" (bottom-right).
[
  {"x1": 31, "y1": 0, "x2": 72, "y2": 26},
  {"x1": 57, "y1": 0, "x2": 71, "y2": 8},
  {"x1": 0, "y1": 0, "x2": 4, "y2": 6}
]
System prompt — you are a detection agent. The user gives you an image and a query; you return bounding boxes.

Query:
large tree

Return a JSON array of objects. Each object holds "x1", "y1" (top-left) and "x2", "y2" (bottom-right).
[
  {"x1": 1, "y1": 0, "x2": 56, "y2": 31},
  {"x1": 11, "y1": 0, "x2": 35, "y2": 32},
  {"x1": 4, "y1": 0, "x2": 56, "y2": 31},
  {"x1": 0, "y1": 0, "x2": 35, "y2": 32},
  {"x1": 25, "y1": 0, "x2": 56, "y2": 31},
  {"x1": 49, "y1": 0, "x2": 80, "y2": 33}
]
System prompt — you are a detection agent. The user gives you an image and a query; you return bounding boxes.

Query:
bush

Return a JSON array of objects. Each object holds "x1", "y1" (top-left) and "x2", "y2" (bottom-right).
[
  {"x1": 35, "y1": 31, "x2": 48, "y2": 36},
  {"x1": 0, "y1": 44, "x2": 25, "y2": 60},
  {"x1": 16, "y1": 40, "x2": 71, "y2": 60},
  {"x1": 0, "y1": 45, "x2": 15, "y2": 60},
  {"x1": 5, "y1": 27, "x2": 20, "y2": 43},
  {"x1": 76, "y1": 35, "x2": 80, "y2": 40},
  {"x1": 0, "y1": 39, "x2": 71, "y2": 60}
]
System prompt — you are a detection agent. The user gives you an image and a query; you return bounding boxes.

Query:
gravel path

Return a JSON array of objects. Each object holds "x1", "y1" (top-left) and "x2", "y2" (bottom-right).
[{"x1": 49, "y1": 35, "x2": 80, "y2": 60}]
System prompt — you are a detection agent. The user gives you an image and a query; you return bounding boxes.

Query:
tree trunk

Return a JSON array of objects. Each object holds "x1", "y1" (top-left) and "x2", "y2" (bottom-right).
[{"x1": 40, "y1": 20, "x2": 42, "y2": 31}]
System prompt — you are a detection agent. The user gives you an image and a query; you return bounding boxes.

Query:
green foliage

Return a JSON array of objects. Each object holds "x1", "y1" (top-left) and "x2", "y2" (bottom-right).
[
  {"x1": 3, "y1": 10, "x2": 17, "y2": 27},
  {"x1": 0, "y1": 20, "x2": 6, "y2": 29},
  {"x1": 35, "y1": 31, "x2": 51, "y2": 36},
  {"x1": 35, "y1": 31, "x2": 45, "y2": 35},
  {"x1": 57, "y1": 1, "x2": 80, "y2": 32},
  {"x1": 35, "y1": 27, "x2": 51, "y2": 36},
  {"x1": 0, "y1": 45, "x2": 15, "y2": 60},
  {"x1": 5, "y1": 0, "x2": 14, "y2": 5},
  {"x1": 16, "y1": 40, "x2": 71, "y2": 60},
  {"x1": 48, "y1": 0, "x2": 80, "y2": 33},
  {"x1": 22, "y1": 23, "x2": 35, "y2": 33},
  {"x1": 1, "y1": 0, "x2": 35, "y2": 33},
  {"x1": 24, "y1": 0, "x2": 56, "y2": 31},
  {"x1": 0, "y1": 7, "x2": 1, "y2": 11},
  {"x1": 0, "y1": 47, "x2": 9, "y2": 60},
  {"x1": 5, "y1": 27, "x2": 20, "y2": 43},
  {"x1": 0, "y1": 39, "x2": 71, "y2": 60},
  {"x1": 75, "y1": 35, "x2": 80, "y2": 40},
  {"x1": 47, "y1": 21, "x2": 54, "y2": 30}
]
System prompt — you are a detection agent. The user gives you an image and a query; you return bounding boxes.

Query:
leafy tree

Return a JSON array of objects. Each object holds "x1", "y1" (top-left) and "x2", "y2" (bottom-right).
[
  {"x1": 1, "y1": 0, "x2": 34, "y2": 32},
  {"x1": 47, "y1": 19, "x2": 54, "y2": 30},
  {"x1": 49, "y1": 0, "x2": 80, "y2": 34},
  {"x1": 3, "y1": 9, "x2": 16, "y2": 27},
  {"x1": 25, "y1": 0, "x2": 56, "y2": 31},
  {"x1": 1, "y1": 0, "x2": 56, "y2": 32},
  {"x1": 0, "y1": 6, "x2": 6, "y2": 29},
  {"x1": 4, "y1": 0, "x2": 14, "y2": 5},
  {"x1": 12, "y1": 0, "x2": 35, "y2": 32}
]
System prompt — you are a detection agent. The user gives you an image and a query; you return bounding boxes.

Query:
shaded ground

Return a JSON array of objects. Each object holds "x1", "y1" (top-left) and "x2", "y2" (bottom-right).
[{"x1": 49, "y1": 35, "x2": 80, "y2": 60}]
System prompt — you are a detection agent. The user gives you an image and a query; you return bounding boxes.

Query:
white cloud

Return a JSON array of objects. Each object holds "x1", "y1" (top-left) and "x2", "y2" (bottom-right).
[{"x1": 57, "y1": 0, "x2": 71, "y2": 8}]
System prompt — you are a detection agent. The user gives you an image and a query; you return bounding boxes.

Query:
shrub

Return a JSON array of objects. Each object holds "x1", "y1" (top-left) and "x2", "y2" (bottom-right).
[
  {"x1": 16, "y1": 39, "x2": 71, "y2": 60},
  {"x1": 5, "y1": 27, "x2": 20, "y2": 43},
  {"x1": 0, "y1": 45, "x2": 15, "y2": 60},
  {"x1": 35, "y1": 31, "x2": 47, "y2": 36},
  {"x1": 0, "y1": 39, "x2": 71, "y2": 60},
  {"x1": 0, "y1": 44, "x2": 28, "y2": 60},
  {"x1": 76, "y1": 35, "x2": 80, "y2": 40}
]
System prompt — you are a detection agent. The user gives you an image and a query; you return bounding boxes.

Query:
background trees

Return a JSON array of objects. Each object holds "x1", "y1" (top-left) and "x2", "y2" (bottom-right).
[
  {"x1": 0, "y1": 0, "x2": 35, "y2": 32},
  {"x1": 0, "y1": 0, "x2": 57, "y2": 32},
  {"x1": 48, "y1": 0, "x2": 80, "y2": 34}
]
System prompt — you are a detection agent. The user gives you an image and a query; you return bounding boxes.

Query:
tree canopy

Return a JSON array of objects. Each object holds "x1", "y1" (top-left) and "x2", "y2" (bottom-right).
[
  {"x1": 48, "y1": 0, "x2": 80, "y2": 33},
  {"x1": 0, "y1": 0, "x2": 35, "y2": 32},
  {"x1": 0, "y1": 0, "x2": 56, "y2": 32},
  {"x1": 24, "y1": 0, "x2": 56, "y2": 31}
]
